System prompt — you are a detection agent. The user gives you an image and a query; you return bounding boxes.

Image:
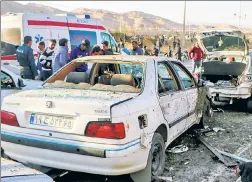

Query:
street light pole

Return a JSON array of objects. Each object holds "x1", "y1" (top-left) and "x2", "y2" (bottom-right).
[{"x1": 182, "y1": 0, "x2": 187, "y2": 48}]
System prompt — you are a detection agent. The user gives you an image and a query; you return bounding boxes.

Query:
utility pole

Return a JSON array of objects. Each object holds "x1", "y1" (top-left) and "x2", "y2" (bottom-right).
[
  {"x1": 238, "y1": 0, "x2": 241, "y2": 30},
  {"x1": 182, "y1": 0, "x2": 187, "y2": 48}
]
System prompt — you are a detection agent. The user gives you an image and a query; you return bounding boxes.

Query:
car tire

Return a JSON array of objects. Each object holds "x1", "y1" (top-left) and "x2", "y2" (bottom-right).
[
  {"x1": 150, "y1": 133, "x2": 165, "y2": 178},
  {"x1": 247, "y1": 98, "x2": 252, "y2": 113}
]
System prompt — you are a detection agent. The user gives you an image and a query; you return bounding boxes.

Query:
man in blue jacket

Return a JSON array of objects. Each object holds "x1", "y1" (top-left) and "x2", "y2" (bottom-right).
[
  {"x1": 52, "y1": 38, "x2": 69, "y2": 73},
  {"x1": 69, "y1": 40, "x2": 90, "y2": 72},
  {"x1": 16, "y1": 36, "x2": 38, "y2": 80}
]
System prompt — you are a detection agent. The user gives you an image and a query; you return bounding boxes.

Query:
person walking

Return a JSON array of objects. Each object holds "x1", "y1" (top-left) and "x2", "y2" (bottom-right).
[
  {"x1": 69, "y1": 40, "x2": 90, "y2": 72},
  {"x1": 188, "y1": 42, "x2": 204, "y2": 73},
  {"x1": 131, "y1": 40, "x2": 143, "y2": 55},
  {"x1": 16, "y1": 36, "x2": 38, "y2": 80},
  {"x1": 38, "y1": 39, "x2": 56, "y2": 80},
  {"x1": 174, "y1": 43, "x2": 182, "y2": 61},
  {"x1": 52, "y1": 38, "x2": 69, "y2": 73},
  {"x1": 101, "y1": 40, "x2": 113, "y2": 55},
  {"x1": 36, "y1": 41, "x2": 45, "y2": 80},
  {"x1": 121, "y1": 44, "x2": 130, "y2": 55}
]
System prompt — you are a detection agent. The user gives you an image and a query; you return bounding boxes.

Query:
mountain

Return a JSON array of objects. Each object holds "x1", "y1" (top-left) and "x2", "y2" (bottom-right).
[
  {"x1": 1, "y1": 1, "x2": 66, "y2": 15},
  {"x1": 1, "y1": 1, "x2": 239, "y2": 32}
]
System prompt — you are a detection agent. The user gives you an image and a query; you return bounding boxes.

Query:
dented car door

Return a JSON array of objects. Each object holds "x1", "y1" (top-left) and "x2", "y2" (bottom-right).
[
  {"x1": 156, "y1": 61, "x2": 188, "y2": 140},
  {"x1": 170, "y1": 62, "x2": 198, "y2": 128}
]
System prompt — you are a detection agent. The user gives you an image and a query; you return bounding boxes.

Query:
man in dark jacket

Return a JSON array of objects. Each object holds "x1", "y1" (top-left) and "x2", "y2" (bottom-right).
[
  {"x1": 101, "y1": 40, "x2": 113, "y2": 55},
  {"x1": 69, "y1": 40, "x2": 90, "y2": 72},
  {"x1": 174, "y1": 43, "x2": 182, "y2": 61},
  {"x1": 131, "y1": 40, "x2": 143, "y2": 55},
  {"x1": 16, "y1": 36, "x2": 38, "y2": 80}
]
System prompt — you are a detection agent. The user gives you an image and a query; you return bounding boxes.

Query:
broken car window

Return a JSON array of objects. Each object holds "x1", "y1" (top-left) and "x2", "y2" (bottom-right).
[
  {"x1": 157, "y1": 62, "x2": 179, "y2": 93},
  {"x1": 171, "y1": 63, "x2": 196, "y2": 89}
]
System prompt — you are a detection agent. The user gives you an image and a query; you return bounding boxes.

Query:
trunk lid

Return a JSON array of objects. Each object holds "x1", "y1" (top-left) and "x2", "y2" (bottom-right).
[
  {"x1": 2, "y1": 88, "x2": 137, "y2": 137},
  {"x1": 196, "y1": 30, "x2": 249, "y2": 57}
]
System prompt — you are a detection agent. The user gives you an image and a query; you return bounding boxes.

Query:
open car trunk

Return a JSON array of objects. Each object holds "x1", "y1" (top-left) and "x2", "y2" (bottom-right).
[
  {"x1": 201, "y1": 61, "x2": 247, "y2": 85},
  {"x1": 196, "y1": 30, "x2": 249, "y2": 86}
]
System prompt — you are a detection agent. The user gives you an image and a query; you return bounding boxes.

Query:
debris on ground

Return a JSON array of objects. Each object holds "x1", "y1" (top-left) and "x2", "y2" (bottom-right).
[
  {"x1": 216, "y1": 150, "x2": 252, "y2": 163},
  {"x1": 197, "y1": 135, "x2": 237, "y2": 167},
  {"x1": 213, "y1": 108, "x2": 225, "y2": 113},
  {"x1": 152, "y1": 176, "x2": 172, "y2": 182},
  {"x1": 166, "y1": 145, "x2": 189, "y2": 154},
  {"x1": 213, "y1": 127, "x2": 225, "y2": 132}
]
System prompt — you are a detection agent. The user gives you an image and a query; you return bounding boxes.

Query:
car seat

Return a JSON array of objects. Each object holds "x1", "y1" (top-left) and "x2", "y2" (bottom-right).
[
  {"x1": 110, "y1": 74, "x2": 136, "y2": 87},
  {"x1": 66, "y1": 72, "x2": 89, "y2": 84}
]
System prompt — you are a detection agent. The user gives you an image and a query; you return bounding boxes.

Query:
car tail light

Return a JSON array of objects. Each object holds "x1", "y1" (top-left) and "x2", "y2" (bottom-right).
[
  {"x1": 1, "y1": 111, "x2": 19, "y2": 127},
  {"x1": 85, "y1": 122, "x2": 125, "y2": 139},
  {"x1": 239, "y1": 74, "x2": 252, "y2": 84}
]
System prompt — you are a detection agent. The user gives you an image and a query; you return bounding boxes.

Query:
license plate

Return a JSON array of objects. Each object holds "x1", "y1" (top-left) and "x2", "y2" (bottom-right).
[{"x1": 30, "y1": 113, "x2": 74, "y2": 129}]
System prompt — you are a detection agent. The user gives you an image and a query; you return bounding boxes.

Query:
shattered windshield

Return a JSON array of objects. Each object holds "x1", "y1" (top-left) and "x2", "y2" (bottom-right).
[
  {"x1": 43, "y1": 60, "x2": 144, "y2": 93},
  {"x1": 202, "y1": 35, "x2": 245, "y2": 52}
]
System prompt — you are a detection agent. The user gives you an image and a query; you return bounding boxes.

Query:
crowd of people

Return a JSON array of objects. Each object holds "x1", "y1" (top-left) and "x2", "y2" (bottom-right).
[{"x1": 16, "y1": 35, "x2": 204, "y2": 80}]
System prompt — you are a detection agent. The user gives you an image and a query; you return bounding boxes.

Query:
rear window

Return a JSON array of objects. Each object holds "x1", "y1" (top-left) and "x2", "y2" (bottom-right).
[
  {"x1": 43, "y1": 60, "x2": 144, "y2": 93},
  {"x1": 69, "y1": 30, "x2": 97, "y2": 50}
]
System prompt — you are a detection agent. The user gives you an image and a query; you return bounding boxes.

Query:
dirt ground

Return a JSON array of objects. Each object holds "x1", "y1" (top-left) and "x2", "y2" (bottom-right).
[{"x1": 54, "y1": 107, "x2": 252, "y2": 182}]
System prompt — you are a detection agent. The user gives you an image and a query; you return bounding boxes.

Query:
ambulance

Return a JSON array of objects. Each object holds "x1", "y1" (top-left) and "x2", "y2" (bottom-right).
[{"x1": 1, "y1": 13, "x2": 119, "y2": 58}]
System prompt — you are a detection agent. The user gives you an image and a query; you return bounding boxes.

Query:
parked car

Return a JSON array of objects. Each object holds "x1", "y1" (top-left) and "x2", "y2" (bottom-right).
[
  {"x1": 1, "y1": 67, "x2": 42, "y2": 104},
  {"x1": 195, "y1": 30, "x2": 252, "y2": 111},
  {"x1": 1, "y1": 55, "x2": 211, "y2": 180},
  {"x1": 1, "y1": 157, "x2": 53, "y2": 182}
]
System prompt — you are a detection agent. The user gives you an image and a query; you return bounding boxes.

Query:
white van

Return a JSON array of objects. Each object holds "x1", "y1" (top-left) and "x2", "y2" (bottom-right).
[{"x1": 1, "y1": 13, "x2": 119, "y2": 57}]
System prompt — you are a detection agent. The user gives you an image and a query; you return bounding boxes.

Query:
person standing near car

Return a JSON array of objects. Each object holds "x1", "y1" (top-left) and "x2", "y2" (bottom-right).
[
  {"x1": 174, "y1": 43, "x2": 182, "y2": 61},
  {"x1": 36, "y1": 41, "x2": 45, "y2": 80},
  {"x1": 188, "y1": 42, "x2": 204, "y2": 73},
  {"x1": 16, "y1": 36, "x2": 38, "y2": 80},
  {"x1": 52, "y1": 38, "x2": 69, "y2": 73},
  {"x1": 101, "y1": 40, "x2": 113, "y2": 55},
  {"x1": 38, "y1": 39, "x2": 56, "y2": 80},
  {"x1": 131, "y1": 40, "x2": 143, "y2": 55},
  {"x1": 69, "y1": 39, "x2": 90, "y2": 72}
]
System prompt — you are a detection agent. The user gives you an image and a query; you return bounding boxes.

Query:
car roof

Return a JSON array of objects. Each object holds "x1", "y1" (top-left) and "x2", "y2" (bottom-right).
[
  {"x1": 198, "y1": 29, "x2": 243, "y2": 34},
  {"x1": 73, "y1": 55, "x2": 180, "y2": 63}
]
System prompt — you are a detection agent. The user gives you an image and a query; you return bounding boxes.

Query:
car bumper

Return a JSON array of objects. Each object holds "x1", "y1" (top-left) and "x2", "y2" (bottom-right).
[
  {"x1": 1, "y1": 130, "x2": 150, "y2": 176},
  {"x1": 209, "y1": 86, "x2": 251, "y2": 99}
]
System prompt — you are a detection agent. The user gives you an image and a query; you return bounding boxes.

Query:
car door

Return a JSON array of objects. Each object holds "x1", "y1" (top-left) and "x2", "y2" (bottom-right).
[
  {"x1": 1, "y1": 71, "x2": 19, "y2": 104},
  {"x1": 157, "y1": 61, "x2": 188, "y2": 140},
  {"x1": 170, "y1": 61, "x2": 198, "y2": 129}
]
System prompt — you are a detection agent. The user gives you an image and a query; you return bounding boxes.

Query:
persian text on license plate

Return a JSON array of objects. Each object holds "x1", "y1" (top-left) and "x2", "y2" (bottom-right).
[{"x1": 30, "y1": 113, "x2": 74, "y2": 129}]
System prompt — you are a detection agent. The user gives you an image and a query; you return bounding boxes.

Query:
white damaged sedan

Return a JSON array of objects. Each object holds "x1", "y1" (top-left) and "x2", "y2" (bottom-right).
[{"x1": 1, "y1": 55, "x2": 211, "y2": 179}]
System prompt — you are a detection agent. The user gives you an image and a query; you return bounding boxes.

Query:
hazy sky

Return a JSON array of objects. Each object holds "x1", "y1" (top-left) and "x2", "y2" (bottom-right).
[{"x1": 16, "y1": 1, "x2": 252, "y2": 28}]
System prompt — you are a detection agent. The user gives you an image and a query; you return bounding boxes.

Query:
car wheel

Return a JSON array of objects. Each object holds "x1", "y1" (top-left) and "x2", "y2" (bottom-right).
[
  {"x1": 150, "y1": 133, "x2": 165, "y2": 177},
  {"x1": 247, "y1": 98, "x2": 252, "y2": 113}
]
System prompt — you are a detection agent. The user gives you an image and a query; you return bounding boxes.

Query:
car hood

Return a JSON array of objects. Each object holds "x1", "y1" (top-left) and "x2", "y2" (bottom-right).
[{"x1": 196, "y1": 30, "x2": 249, "y2": 56}]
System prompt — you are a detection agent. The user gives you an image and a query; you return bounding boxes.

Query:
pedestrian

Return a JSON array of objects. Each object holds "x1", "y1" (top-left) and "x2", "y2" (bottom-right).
[
  {"x1": 91, "y1": 45, "x2": 102, "y2": 56},
  {"x1": 101, "y1": 40, "x2": 113, "y2": 55},
  {"x1": 153, "y1": 48, "x2": 159, "y2": 56},
  {"x1": 144, "y1": 46, "x2": 150, "y2": 56},
  {"x1": 131, "y1": 40, "x2": 143, "y2": 55},
  {"x1": 121, "y1": 44, "x2": 130, "y2": 55},
  {"x1": 16, "y1": 36, "x2": 38, "y2": 80},
  {"x1": 188, "y1": 42, "x2": 204, "y2": 73},
  {"x1": 52, "y1": 38, "x2": 69, "y2": 73},
  {"x1": 174, "y1": 43, "x2": 182, "y2": 61},
  {"x1": 38, "y1": 39, "x2": 56, "y2": 80},
  {"x1": 69, "y1": 39, "x2": 90, "y2": 72},
  {"x1": 36, "y1": 41, "x2": 45, "y2": 80}
]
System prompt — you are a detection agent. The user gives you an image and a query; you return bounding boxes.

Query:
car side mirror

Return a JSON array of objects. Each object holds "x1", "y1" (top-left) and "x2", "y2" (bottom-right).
[
  {"x1": 18, "y1": 78, "x2": 26, "y2": 88},
  {"x1": 197, "y1": 79, "x2": 205, "y2": 87}
]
